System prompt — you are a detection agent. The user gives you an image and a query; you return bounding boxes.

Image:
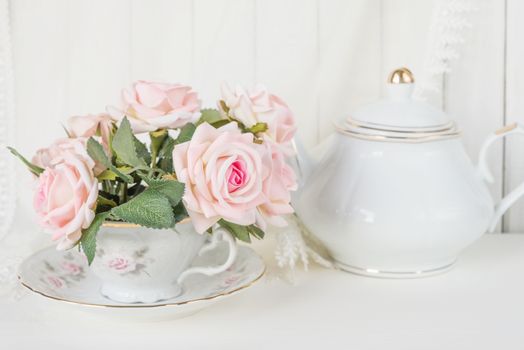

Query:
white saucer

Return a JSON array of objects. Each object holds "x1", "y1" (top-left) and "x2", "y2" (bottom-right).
[{"x1": 18, "y1": 244, "x2": 265, "y2": 320}]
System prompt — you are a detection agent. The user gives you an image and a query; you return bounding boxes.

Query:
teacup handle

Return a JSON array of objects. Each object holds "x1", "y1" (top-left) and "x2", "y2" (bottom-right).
[
  {"x1": 478, "y1": 123, "x2": 524, "y2": 232},
  {"x1": 177, "y1": 227, "x2": 237, "y2": 284}
]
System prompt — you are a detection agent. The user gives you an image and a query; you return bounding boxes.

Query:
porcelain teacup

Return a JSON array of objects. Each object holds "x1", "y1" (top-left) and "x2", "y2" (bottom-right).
[{"x1": 89, "y1": 221, "x2": 237, "y2": 303}]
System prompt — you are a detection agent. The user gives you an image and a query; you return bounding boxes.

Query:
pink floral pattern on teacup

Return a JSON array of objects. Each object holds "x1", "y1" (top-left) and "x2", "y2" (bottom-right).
[
  {"x1": 105, "y1": 255, "x2": 137, "y2": 274},
  {"x1": 46, "y1": 276, "x2": 65, "y2": 289},
  {"x1": 224, "y1": 275, "x2": 241, "y2": 286},
  {"x1": 60, "y1": 261, "x2": 83, "y2": 276}
]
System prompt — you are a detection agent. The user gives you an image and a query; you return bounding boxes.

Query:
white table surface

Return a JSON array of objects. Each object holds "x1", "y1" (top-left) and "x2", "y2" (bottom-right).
[{"x1": 2, "y1": 233, "x2": 524, "y2": 350}]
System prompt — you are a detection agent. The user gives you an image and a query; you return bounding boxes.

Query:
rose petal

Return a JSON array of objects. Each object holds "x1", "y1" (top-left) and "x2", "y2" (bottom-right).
[{"x1": 135, "y1": 81, "x2": 166, "y2": 108}]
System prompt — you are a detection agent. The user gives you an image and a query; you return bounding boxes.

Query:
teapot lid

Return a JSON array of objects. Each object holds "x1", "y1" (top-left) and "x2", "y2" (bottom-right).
[{"x1": 338, "y1": 68, "x2": 460, "y2": 142}]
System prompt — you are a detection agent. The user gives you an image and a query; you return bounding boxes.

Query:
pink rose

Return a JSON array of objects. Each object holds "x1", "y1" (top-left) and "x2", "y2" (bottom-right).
[
  {"x1": 106, "y1": 256, "x2": 136, "y2": 274},
  {"x1": 111, "y1": 80, "x2": 201, "y2": 133},
  {"x1": 173, "y1": 123, "x2": 268, "y2": 233},
  {"x1": 258, "y1": 144, "x2": 297, "y2": 227},
  {"x1": 33, "y1": 153, "x2": 98, "y2": 250},
  {"x1": 67, "y1": 113, "x2": 113, "y2": 150},
  {"x1": 32, "y1": 137, "x2": 105, "y2": 175},
  {"x1": 33, "y1": 138, "x2": 91, "y2": 168},
  {"x1": 220, "y1": 83, "x2": 297, "y2": 147}
]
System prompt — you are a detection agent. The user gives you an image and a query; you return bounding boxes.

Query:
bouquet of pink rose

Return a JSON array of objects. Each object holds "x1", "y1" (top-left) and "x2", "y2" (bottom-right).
[{"x1": 9, "y1": 81, "x2": 298, "y2": 264}]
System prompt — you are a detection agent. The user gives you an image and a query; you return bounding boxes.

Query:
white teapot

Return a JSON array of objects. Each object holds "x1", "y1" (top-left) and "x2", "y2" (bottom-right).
[{"x1": 294, "y1": 68, "x2": 524, "y2": 278}]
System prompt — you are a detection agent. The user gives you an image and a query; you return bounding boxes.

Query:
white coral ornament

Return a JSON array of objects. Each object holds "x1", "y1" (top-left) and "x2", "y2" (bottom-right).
[
  {"x1": 414, "y1": 0, "x2": 479, "y2": 100},
  {"x1": 273, "y1": 215, "x2": 333, "y2": 280}
]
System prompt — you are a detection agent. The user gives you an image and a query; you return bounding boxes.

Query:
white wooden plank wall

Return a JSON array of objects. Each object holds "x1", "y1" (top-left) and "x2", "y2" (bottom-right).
[
  {"x1": 505, "y1": 0, "x2": 524, "y2": 231},
  {"x1": 256, "y1": 0, "x2": 318, "y2": 146},
  {"x1": 445, "y1": 0, "x2": 506, "y2": 231},
  {"x1": 6, "y1": 0, "x2": 524, "y2": 232}
]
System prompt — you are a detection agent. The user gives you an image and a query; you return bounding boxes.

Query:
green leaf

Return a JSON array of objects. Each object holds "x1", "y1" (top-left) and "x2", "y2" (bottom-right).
[
  {"x1": 87, "y1": 138, "x2": 110, "y2": 167},
  {"x1": 112, "y1": 117, "x2": 147, "y2": 167},
  {"x1": 248, "y1": 225, "x2": 265, "y2": 239},
  {"x1": 98, "y1": 190, "x2": 120, "y2": 203},
  {"x1": 175, "y1": 123, "x2": 196, "y2": 144},
  {"x1": 249, "y1": 122, "x2": 268, "y2": 134},
  {"x1": 196, "y1": 109, "x2": 231, "y2": 129},
  {"x1": 134, "y1": 138, "x2": 151, "y2": 166},
  {"x1": 117, "y1": 165, "x2": 134, "y2": 174},
  {"x1": 96, "y1": 169, "x2": 117, "y2": 181},
  {"x1": 217, "y1": 220, "x2": 265, "y2": 242},
  {"x1": 149, "y1": 129, "x2": 167, "y2": 167},
  {"x1": 157, "y1": 137, "x2": 175, "y2": 173},
  {"x1": 197, "y1": 109, "x2": 223, "y2": 125},
  {"x1": 111, "y1": 189, "x2": 174, "y2": 229},
  {"x1": 126, "y1": 182, "x2": 146, "y2": 197},
  {"x1": 7, "y1": 147, "x2": 44, "y2": 176},
  {"x1": 218, "y1": 219, "x2": 251, "y2": 243},
  {"x1": 97, "y1": 195, "x2": 117, "y2": 208},
  {"x1": 173, "y1": 202, "x2": 189, "y2": 223},
  {"x1": 158, "y1": 136, "x2": 175, "y2": 158},
  {"x1": 209, "y1": 119, "x2": 230, "y2": 129},
  {"x1": 87, "y1": 138, "x2": 133, "y2": 183},
  {"x1": 80, "y1": 212, "x2": 110, "y2": 265},
  {"x1": 142, "y1": 176, "x2": 185, "y2": 207},
  {"x1": 219, "y1": 100, "x2": 230, "y2": 114}
]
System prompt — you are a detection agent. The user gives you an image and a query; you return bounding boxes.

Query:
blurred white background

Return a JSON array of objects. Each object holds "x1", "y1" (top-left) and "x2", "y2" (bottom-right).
[{"x1": 4, "y1": 0, "x2": 524, "y2": 232}]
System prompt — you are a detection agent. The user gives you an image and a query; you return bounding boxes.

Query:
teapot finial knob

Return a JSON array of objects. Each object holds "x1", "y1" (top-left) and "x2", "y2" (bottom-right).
[{"x1": 388, "y1": 67, "x2": 415, "y2": 84}]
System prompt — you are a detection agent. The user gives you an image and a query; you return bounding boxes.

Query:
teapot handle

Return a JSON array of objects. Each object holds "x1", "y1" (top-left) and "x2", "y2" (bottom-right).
[{"x1": 478, "y1": 123, "x2": 524, "y2": 232}]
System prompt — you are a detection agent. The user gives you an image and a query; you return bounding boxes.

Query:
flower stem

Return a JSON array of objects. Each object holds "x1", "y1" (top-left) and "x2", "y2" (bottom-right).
[
  {"x1": 150, "y1": 149, "x2": 158, "y2": 169},
  {"x1": 149, "y1": 129, "x2": 168, "y2": 172},
  {"x1": 102, "y1": 180, "x2": 113, "y2": 194},
  {"x1": 118, "y1": 182, "x2": 128, "y2": 203}
]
